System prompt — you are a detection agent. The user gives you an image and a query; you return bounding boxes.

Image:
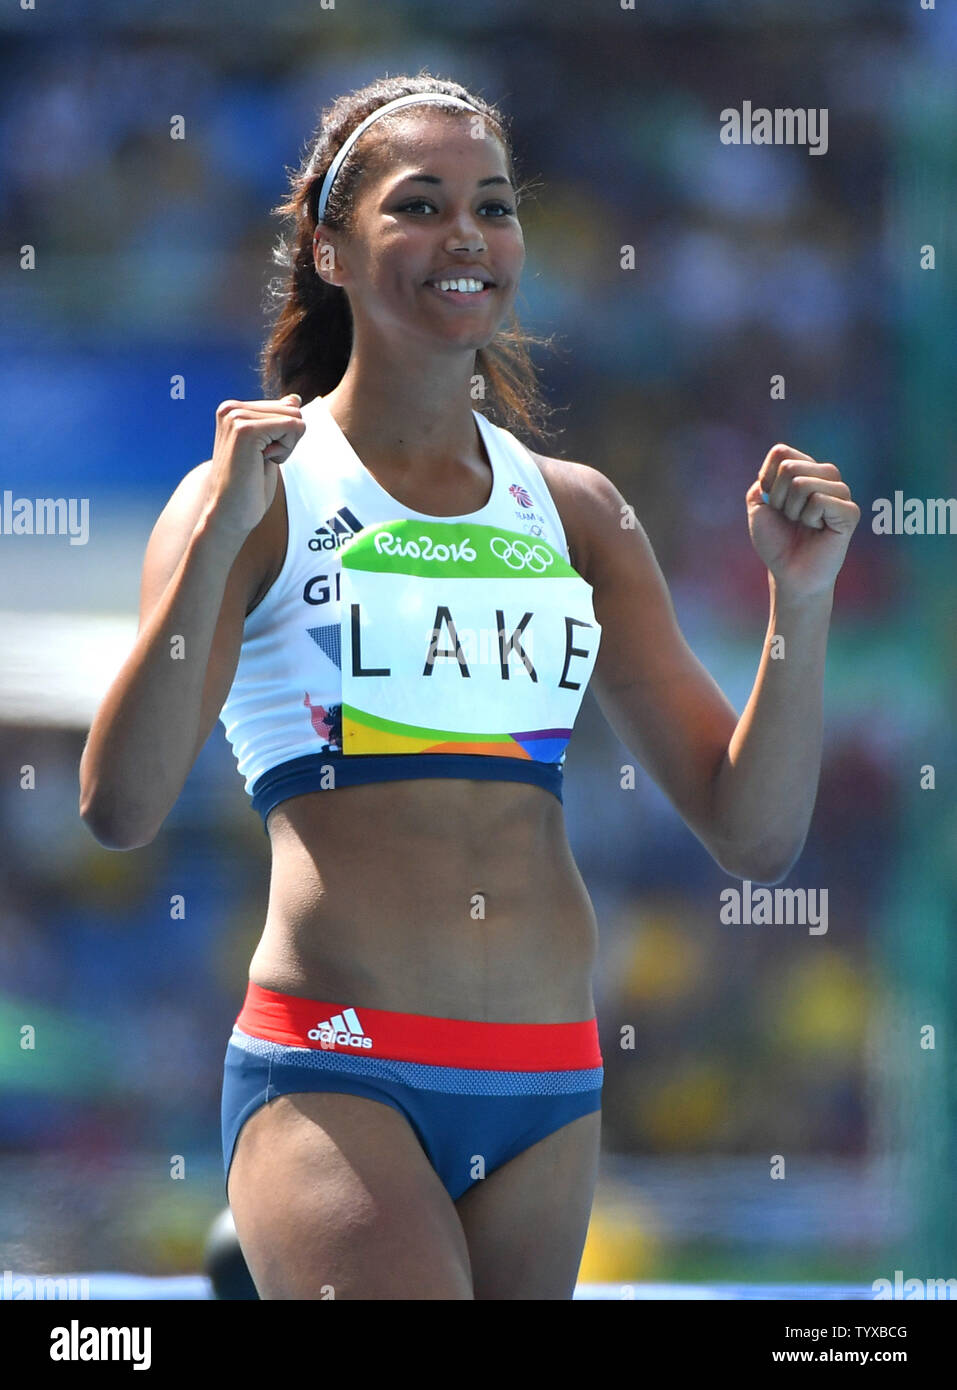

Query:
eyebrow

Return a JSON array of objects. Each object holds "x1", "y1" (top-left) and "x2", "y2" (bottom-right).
[{"x1": 391, "y1": 173, "x2": 514, "y2": 190}]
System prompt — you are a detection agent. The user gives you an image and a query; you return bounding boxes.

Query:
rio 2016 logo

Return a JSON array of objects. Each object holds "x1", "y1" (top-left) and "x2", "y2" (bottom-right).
[
  {"x1": 373, "y1": 532, "x2": 477, "y2": 562},
  {"x1": 369, "y1": 531, "x2": 555, "y2": 572}
]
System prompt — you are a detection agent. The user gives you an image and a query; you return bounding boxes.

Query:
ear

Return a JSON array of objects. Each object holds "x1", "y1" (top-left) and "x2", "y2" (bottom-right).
[{"x1": 313, "y1": 227, "x2": 345, "y2": 287}]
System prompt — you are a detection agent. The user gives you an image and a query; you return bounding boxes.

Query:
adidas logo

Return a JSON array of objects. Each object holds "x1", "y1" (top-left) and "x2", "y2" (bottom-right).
[
  {"x1": 307, "y1": 1007, "x2": 373, "y2": 1049},
  {"x1": 308, "y1": 506, "x2": 364, "y2": 552}
]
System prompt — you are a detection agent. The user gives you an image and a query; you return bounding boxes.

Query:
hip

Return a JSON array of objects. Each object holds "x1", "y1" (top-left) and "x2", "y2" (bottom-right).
[{"x1": 249, "y1": 897, "x2": 599, "y2": 1022}]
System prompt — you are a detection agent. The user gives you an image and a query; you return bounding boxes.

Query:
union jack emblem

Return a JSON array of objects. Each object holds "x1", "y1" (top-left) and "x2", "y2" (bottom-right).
[
  {"x1": 508, "y1": 483, "x2": 533, "y2": 508},
  {"x1": 303, "y1": 694, "x2": 341, "y2": 746}
]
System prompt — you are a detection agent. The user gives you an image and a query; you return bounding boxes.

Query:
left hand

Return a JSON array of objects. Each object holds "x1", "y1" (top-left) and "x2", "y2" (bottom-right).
[{"x1": 746, "y1": 443, "x2": 861, "y2": 600}]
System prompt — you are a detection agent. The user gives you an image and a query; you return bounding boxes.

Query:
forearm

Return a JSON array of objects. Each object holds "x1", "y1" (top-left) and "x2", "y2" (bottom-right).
[
  {"x1": 79, "y1": 515, "x2": 241, "y2": 848},
  {"x1": 709, "y1": 576, "x2": 834, "y2": 882}
]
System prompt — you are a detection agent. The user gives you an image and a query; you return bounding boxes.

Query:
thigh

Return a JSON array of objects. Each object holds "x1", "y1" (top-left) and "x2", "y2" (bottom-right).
[
  {"x1": 454, "y1": 1109, "x2": 601, "y2": 1300},
  {"x1": 227, "y1": 1090, "x2": 474, "y2": 1299}
]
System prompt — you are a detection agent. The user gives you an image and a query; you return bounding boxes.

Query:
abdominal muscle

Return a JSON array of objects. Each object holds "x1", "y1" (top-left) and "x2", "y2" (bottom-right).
[{"x1": 246, "y1": 778, "x2": 599, "y2": 1024}]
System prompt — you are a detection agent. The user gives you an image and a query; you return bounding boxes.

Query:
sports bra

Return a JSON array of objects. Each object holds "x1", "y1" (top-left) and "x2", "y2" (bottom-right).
[{"x1": 217, "y1": 394, "x2": 603, "y2": 828}]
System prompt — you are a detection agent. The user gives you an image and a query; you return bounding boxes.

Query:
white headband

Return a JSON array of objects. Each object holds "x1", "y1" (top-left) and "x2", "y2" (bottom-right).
[{"x1": 315, "y1": 93, "x2": 484, "y2": 224}]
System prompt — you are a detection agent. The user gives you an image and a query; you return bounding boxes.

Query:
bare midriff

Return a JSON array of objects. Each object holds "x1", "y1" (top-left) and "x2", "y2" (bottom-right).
[{"x1": 247, "y1": 777, "x2": 599, "y2": 1025}]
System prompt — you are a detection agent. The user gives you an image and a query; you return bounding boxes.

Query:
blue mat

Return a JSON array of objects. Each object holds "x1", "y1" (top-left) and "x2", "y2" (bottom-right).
[
  {"x1": 576, "y1": 1283, "x2": 877, "y2": 1300},
  {"x1": 2, "y1": 1273, "x2": 213, "y2": 1300},
  {"x1": 1, "y1": 1273, "x2": 879, "y2": 1300}
]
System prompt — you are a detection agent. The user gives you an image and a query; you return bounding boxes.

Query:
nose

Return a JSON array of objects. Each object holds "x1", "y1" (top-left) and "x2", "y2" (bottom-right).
[{"x1": 444, "y1": 207, "x2": 486, "y2": 254}]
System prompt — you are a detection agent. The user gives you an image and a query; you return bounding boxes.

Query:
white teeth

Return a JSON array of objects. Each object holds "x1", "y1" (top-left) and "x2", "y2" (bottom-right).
[{"x1": 434, "y1": 278, "x2": 485, "y2": 293}]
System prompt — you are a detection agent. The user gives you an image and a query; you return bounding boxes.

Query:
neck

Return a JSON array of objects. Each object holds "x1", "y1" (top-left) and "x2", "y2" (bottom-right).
[{"x1": 320, "y1": 341, "x2": 485, "y2": 472}]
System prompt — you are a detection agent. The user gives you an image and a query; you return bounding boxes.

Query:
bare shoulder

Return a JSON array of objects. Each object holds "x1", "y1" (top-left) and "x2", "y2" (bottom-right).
[{"x1": 524, "y1": 448, "x2": 631, "y2": 586}]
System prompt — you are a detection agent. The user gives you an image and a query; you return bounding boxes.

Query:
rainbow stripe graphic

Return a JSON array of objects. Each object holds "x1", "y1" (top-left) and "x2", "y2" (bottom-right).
[{"x1": 342, "y1": 704, "x2": 571, "y2": 762}]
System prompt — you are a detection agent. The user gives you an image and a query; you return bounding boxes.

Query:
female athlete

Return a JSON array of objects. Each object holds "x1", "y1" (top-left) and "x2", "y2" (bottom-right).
[{"x1": 79, "y1": 72, "x2": 860, "y2": 1300}]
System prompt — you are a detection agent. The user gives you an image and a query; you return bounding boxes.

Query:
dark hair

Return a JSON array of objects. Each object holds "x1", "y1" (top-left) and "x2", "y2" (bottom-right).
[{"x1": 259, "y1": 70, "x2": 560, "y2": 447}]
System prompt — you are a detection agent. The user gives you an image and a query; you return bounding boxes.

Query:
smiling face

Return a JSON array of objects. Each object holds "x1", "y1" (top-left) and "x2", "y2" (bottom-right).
[{"x1": 314, "y1": 110, "x2": 525, "y2": 353}]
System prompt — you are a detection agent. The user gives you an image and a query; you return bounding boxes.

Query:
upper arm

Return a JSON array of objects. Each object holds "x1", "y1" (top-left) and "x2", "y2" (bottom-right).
[
  {"x1": 138, "y1": 460, "x2": 281, "y2": 763},
  {"x1": 542, "y1": 457, "x2": 740, "y2": 844}
]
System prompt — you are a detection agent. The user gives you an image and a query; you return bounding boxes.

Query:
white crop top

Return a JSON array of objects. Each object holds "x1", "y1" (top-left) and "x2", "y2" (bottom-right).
[{"x1": 217, "y1": 395, "x2": 603, "y2": 827}]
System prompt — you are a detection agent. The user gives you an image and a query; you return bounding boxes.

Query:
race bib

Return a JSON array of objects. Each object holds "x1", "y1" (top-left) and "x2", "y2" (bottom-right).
[{"x1": 339, "y1": 519, "x2": 602, "y2": 762}]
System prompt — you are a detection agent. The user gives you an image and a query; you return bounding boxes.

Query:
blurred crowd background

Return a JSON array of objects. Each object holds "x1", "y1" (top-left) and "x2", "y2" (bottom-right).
[{"x1": 2, "y1": 0, "x2": 956, "y2": 1289}]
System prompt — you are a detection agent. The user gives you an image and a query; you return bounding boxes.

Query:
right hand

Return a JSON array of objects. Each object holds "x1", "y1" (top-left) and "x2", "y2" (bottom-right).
[{"x1": 202, "y1": 393, "x2": 306, "y2": 539}]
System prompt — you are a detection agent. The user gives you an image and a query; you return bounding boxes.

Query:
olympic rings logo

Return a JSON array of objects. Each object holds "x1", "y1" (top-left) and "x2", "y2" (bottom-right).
[{"x1": 489, "y1": 536, "x2": 554, "y2": 572}]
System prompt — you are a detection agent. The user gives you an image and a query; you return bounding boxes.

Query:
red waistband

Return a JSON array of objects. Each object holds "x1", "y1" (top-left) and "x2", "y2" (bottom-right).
[{"x1": 235, "y1": 981, "x2": 602, "y2": 1071}]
